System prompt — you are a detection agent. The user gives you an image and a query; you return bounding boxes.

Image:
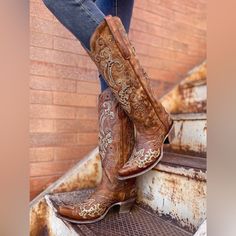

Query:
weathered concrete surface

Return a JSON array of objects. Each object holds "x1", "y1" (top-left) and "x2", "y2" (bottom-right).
[
  {"x1": 30, "y1": 199, "x2": 50, "y2": 236},
  {"x1": 30, "y1": 148, "x2": 101, "y2": 236},
  {"x1": 167, "y1": 113, "x2": 207, "y2": 156},
  {"x1": 161, "y1": 61, "x2": 207, "y2": 114},
  {"x1": 194, "y1": 219, "x2": 207, "y2": 236},
  {"x1": 47, "y1": 206, "x2": 78, "y2": 236},
  {"x1": 30, "y1": 148, "x2": 207, "y2": 235},
  {"x1": 137, "y1": 164, "x2": 207, "y2": 233}
]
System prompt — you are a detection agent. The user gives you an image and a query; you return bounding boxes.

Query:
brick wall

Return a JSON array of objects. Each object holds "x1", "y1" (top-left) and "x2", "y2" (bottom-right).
[{"x1": 29, "y1": 0, "x2": 206, "y2": 199}]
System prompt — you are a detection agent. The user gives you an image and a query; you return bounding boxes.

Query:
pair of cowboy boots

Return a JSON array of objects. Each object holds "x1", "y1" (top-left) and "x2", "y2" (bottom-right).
[{"x1": 57, "y1": 15, "x2": 173, "y2": 223}]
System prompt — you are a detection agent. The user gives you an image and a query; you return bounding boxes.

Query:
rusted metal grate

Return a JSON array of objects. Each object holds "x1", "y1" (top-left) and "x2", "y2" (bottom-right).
[
  {"x1": 76, "y1": 205, "x2": 192, "y2": 236},
  {"x1": 47, "y1": 190, "x2": 192, "y2": 236}
]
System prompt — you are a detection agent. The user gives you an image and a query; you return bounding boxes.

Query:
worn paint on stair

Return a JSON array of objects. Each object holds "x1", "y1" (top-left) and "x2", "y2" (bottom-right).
[
  {"x1": 30, "y1": 149, "x2": 101, "y2": 236},
  {"x1": 161, "y1": 61, "x2": 207, "y2": 114},
  {"x1": 137, "y1": 165, "x2": 206, "y2": 233},
  {"x1": 167, "y1": 113, "x2": 207, "y2": 156}
]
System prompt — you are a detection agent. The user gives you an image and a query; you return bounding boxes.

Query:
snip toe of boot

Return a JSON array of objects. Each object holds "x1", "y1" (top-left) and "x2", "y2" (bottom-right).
[
  {"x1": 58, "y1": 206, "x2": 75, "y2": 219},
  {"x1": 118, "y1": 164, "x2": 139, "y2": 178}
]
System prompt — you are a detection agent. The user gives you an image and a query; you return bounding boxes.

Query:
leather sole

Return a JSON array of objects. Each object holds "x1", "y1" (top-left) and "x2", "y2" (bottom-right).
[{"x1": 117, "y1": 123, "x2": 174, "y2": 180}]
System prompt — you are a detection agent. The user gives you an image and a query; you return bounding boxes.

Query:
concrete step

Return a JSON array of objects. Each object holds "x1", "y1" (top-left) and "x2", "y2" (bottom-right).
[
  {"x1": 30, "y1": 149, "x2": 101, "y2": 236},
  {"x1": 167, "y1": 113, "x2": 207, "y2": 156},
  {"x1": 161, "y1": 82, "x2": 206, "y2": 114},
  {"x1": 160, "y1": 62, "x2": 207, "y2": 156},
  {"x1": 30, "y1": 148, "x2": 206, "y2": 235},
  {"x1": 161, "y1": 61, "x2": 206, "y2": 114},
  {"x1": 137, "y1": 152, "x2": 206, "y2": 233},
  {"x1": 45, "y1": 189, "x2": 192, "y2": 236}
]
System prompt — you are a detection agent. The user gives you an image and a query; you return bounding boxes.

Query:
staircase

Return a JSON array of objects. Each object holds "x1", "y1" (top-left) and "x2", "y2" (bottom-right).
[{"x1": 30, "y1": 62, "x2": 207, "y2": 236}]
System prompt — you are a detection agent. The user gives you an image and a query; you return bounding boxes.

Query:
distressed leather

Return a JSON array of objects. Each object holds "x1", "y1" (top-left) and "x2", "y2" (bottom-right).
[
  {"x1": 88, "y1": 15, "x2": 173, "y2": 178},
  {"x1": 58, "y1": 88, "x2": 136, "y2": 221}
]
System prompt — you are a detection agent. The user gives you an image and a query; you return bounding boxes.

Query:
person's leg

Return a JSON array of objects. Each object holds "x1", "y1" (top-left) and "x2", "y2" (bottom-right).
[
  {"x1": 42, "y1": 0, "x2": 105, "y2": 50},
  {"x1": 95, "y1": 0, "x2": 134, "y2": 91},
  {"x1": 84, "y1": 16, "x2": 173, "y2": 179},
  {"x1": 42, "y1": 0, "x2": 137, "y2": 224},
  {"x1": 58, "y1": 88, "x2": 136, "y2": 223},
  {"x1": 96, "y1": 0, "x2": 134, "y2": 32},
  {"x1": 43, "y1": 0, "x2": 172, "y2": 198},
  {"x1": 43, "y1": 0, "x2": 134, "y2": 91}
]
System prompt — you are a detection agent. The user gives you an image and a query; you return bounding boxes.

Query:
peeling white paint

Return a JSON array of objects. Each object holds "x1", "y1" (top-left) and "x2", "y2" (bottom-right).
[
  {"x1": 137, "y1": 168, "x2": 207, "y2": 233},
  {"x1": 194, "y1": 219, "x2": 207, "y2": 236},
  {"x1": 169, "y1": 114, "x2": 207, "y2": 154}
]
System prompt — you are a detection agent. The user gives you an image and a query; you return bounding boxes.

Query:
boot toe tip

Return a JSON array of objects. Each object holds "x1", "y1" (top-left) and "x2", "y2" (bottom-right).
[
  {"x1": 118, "y1": 164, "x2": 139, "y2": 177},
  {"x1": 118, "y1": 166, "x2": 130, "y2": 177},
  {"x1": 58, "y1": 206, "x2": 74, "y2": 218}
]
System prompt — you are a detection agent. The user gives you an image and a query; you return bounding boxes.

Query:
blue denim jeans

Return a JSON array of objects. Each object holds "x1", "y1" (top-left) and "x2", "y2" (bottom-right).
[{"x1": 42, "y1": 0, "x2": 134, "y2": 91}]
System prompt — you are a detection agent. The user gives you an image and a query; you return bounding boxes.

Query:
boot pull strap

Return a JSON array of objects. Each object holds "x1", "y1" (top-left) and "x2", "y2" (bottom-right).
[{"x1": 105, "y1": 15, "x2": 132, "y2": 60}]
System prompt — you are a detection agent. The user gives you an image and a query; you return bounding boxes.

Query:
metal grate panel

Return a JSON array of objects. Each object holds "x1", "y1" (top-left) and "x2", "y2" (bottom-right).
[{"x1": 47, "y1": 190, "x2": 192, "y2": 236}]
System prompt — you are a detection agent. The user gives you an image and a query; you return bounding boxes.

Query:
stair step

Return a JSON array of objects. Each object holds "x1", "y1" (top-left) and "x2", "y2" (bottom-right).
[
  {"x1": 137, "y1": 152, "x2": 206, "y2": 233},
  {"x1": 46, "y1": 189, "x2": 192, "y2": 236},
  {"x1": 162, "y1": 83, "x2": 206, "y2": 114},
  {"x1": 167, "y1": 113, "x2": 207, "y2": 156},
  {"x1": 30, "y1": 149, "x2": 206, "y2": 235},
  {"x1": 160, "y1": 152, "x2": 206, "y2": 171},
  {"x1": 161, "y1": 61, "x2": 206, "y2": 114}
]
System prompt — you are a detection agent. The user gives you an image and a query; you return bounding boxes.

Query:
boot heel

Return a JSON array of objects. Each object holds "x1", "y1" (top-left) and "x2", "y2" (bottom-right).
[{"x1": 119, "y1": 198, "x2": 135, "y2": 214}]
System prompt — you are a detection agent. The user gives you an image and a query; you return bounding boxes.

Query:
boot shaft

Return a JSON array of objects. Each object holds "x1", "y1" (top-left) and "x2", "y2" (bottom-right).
[
  {"x1": 98, "y1": 88, "x2": 135, "y2": 183},
  {"x1": 90, "y1": 16, "x2": 172, "y2": 133}
]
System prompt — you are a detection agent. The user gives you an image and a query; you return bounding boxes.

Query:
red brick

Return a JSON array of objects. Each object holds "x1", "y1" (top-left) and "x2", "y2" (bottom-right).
[
  {"x1": 30, "y1": 46, "x2": 78, "y2": 67},
  {"x1": 174, "y1": 11, "x2": 206, "y2": 30},
  {"x1": 54, "y1": 145, "x2": 95, "y2": 161},
  {"x1": 30, "y1": 147, "x2": 54, "y2": 162},
  {"x1": 30, "y1": 90, "x2": 53, "y2": 104},
  {"x1": 30, "y1": 133, "x2": 77, "y2": 147},
  {"x1": 54, "y1": 119, "x2": 98, "y2": 133},
  {"x1": 30, "y1": 46, "x2": 97, "y2": 70},
  {"x1": 133, "y1": 41, "x2": 199, "y2": 69},
  {"x1": 135, "y1": 0, "x2": 174, "y2": 19},
  {"x1": 53, "y1": 37, "x2": 86, "y2": 55},
  {"x1": 133, "y1": 7, "x2": 168, "y2": 28},
  {"x1": 30, "y1": 1, "x2": 54, "y2": 20},
  {"x1": 30, "y1": 104, "x2": 76, "y2": 119},
  {"x1": 30, "y1": 60, "x2": 98, "y2": 81},
  {"x1": 132, "y1": 18, "x2": 205, "y2": 47},
  {"x1": 30, "y1": 31, "x2": 53, "y2": 49},
  {"x1": 164, "y1": 21, "x2": 206, "y2": 40},
  {"x1": 30, "y1": 16, "x2": 53, "y2": 35},
  {"x1": 53, "y1": 119, "x2": 79, "y2": 133},
  {"x1": 77, "y1": 120, "x2": 98, "y2": 133},
  {"x1": 30, "y1": 15, "x2": 74, "y2": 40},
  {"x1": 77, "y1": 133, "x2": 98, "y2": 146},
  {"x1": 76, "y1": 107, "x2": 98, "y2": 120},
  {"x1": 52, "y1": 20, "x2": 75, "y2": 39},
  {"x1": 130, "y1": 30, "x2": 189, "y2": 54},
  {"x1": 149, "y1": 79, "x2": 175, "y2": 99},
  {"x1": 30, "y1": 160, "x2": 75, "y2": 177},
  {"x1": 30, "y1": 60, "x2": 55, "y2": 78},
  {"x1": 30, "y1": 75, "x2": 77, "y2": 92},
  {"x1": 51, "y1": 64, "x2": 98, "y2": 81},
  {"x1": 147, "y1": 66, "x2": 191, "y2": 83},
  {"x1": 30, "y1": 175, "x2": 60, "y2": 199},
  {"x1": 53, "y1": 92, "x2": 97, "y2": 107},
  {"x1": 30, "y1": 119, "x2": 54, "y2": 133},
  {"x1": 77, "y1": 81, "x2": 100, "y2": 95}
]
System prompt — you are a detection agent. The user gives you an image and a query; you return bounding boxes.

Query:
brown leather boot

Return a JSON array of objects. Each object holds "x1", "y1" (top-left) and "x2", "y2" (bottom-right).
[
  {"x1": 58, "y1": 88, "x2": 136, "y2": 223},
  {"x1": 87, "y1": 15, "x2": 173, "y2": 180}
]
